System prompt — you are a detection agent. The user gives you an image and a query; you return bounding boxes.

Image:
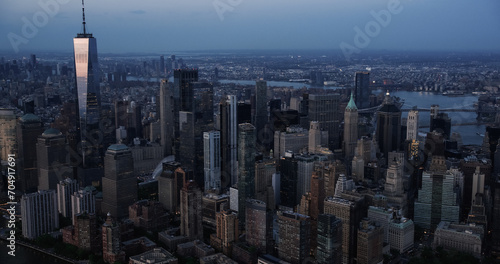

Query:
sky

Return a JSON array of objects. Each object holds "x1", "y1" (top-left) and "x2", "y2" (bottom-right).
[{"x1": 1, "y1": 0, "x2": 499, "y2": 54}]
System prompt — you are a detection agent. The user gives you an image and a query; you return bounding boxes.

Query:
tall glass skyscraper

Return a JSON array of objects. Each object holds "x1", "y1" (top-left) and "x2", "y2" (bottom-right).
[{"x1": 74, "y1": 1, "x2": 101, "y2": 167}]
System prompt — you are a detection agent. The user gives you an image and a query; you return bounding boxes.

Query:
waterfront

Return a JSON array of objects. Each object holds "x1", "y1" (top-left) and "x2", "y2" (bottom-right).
[{"x1": 0, "y1": 216, "x2": 66, "y2": 264}]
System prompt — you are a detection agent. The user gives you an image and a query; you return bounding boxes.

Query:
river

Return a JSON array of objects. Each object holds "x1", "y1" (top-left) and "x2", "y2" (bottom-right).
[{"x1": 0, "y1": 216, "x2": 64, "y2": 264}]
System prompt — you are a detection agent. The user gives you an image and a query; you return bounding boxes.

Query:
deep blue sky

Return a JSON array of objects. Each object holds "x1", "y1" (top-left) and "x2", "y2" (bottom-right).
[{"x1": 1, "y1": 0, "x2": 499, "y2": 54}]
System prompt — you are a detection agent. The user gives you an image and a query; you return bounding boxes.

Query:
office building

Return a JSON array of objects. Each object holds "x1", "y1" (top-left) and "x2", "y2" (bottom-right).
[
  {"x1": 17, "y1": 113, "x2": 44, "y2": 193},
  {"x1": 430, "y1": 113, "x2": 451, "y2": 139},
  {"x1": 21, "y1": 190, "x2": 59, "y2": 240},
  {"x1": 220, "y1": 95, "x2": 238, "y2": 189},
  {"x1": 101, "y1": 144, "x2": 136, "y2": 219},
  {"x1": 254, "y1": 80, "x2": 269, "y2": 148},
  {"x1": 309, "y1": 121, "x2": 328, "y2": 154},
  {"x1": 71, "y1": 188, "x2": 96, "y2": 224},
  {"x1": 414, "y1": 167, "x2": 460, "y2": 230},
  {"x1": 211, "y1": 206, "x2": 238, "y2": 255},
  {"x1": 158, "y1": 161, "x2": 182, "y2": 213},
  {"x1": 354, "y1": 72, "x2": 370, "y2": 109},
  {"x1": 246, "y1": 199, "x2": 271, "y2": 254},
  {"x1": 376, "y1": 92, "x2": 401, "y2": 159},
  {"x1": 204, "y1": 131, "x2": 221, "y2": 192},
  {"x1": 433, "y1": 221, "x2": 484, "y2": 258},
  {"x1": 74, "y1": 3, "x2": 101, "y2": 167},
  {"x1": 277, "y1": 211, "x2": 311, "y2": 264},
  {"x1": 56, "y1": 178, "x2": 79, "y2": 218},
  {"x1": 159, "y1": 79, "x2": 174, "y2": 156},
  {"x1": 356, "y1": 219, "x2": 383, "y2": 264},
  {"x1": 102, "y1": 213, "x2": 126, "y2": 263},
  {"x1": 238, "y1": 123, "x2": 256, "y2": 226},
  {"x1": 180, "y1": 180, "x2": 203, "y2": 240},
  {"x1": 343, "y1": 93, "x2": 358, "y2": 161},
  {"x1": 0, "y1": 108, "x2": 17, "y2": 162},
  {"x1": 37, "y1": 128, "x2": 71, "y2": 190},
  {"x1": 309, "y1": 94, "x2": 340, "y2": 150},
  {"x1": 202, "y1": 193, "x2": 229, "y2": 228},
  {"x1": 316, "y1": 214, "x2": 342, "y2": 264},
  {"x1": 273, "y1": 126, "x2": 308, "y2": 159},
  {"x1": 406, "y1": 110, "x2": 419, "y2": 141}
]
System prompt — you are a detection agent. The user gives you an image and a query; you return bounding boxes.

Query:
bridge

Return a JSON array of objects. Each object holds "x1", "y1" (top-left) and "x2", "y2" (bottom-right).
[{"x1": 357, "y1": 101, "x2": 482, "y2": 114}]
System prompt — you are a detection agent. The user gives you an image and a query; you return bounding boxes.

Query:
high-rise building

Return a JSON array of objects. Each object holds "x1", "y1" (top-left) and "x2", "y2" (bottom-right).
[
  {"x1": 309, "y1": 94, "x2": 340, "y2": 150},
  {"x1": 384, "y1": 157, "x2": 407, "y2": 214},
  {"x1": 102, "y1": 213, "x2": 126, "y2": 263},
  {"x1": 414, "y1": 166, "x2": 460, "y2": 230},
  {"x1": 324, "y1": 197, "x2": 364, "y2": 264},
  {"x1": 316, "y1": 214, "x2": 342, "y2": 264},
  {"x1": 74, "y1": 1, "x2": 101, "y2": 167},
  {"x1": 57, "y1": 178, "x2": 79, "y2": 218},
  {"x1": 173, "y1": 69, "x2": 199, "y2": 157},
  {"x1": 37, "y1": 128, "x2": 71, "y2": 191},
  {"x1": 21, "y1": 190, "x2": 59, "y2": 240},
  {"x1": 0, "y1": 109, "x2": 17, "y2": 162},
  {"x1": 460, "y1": 156, "x2": 492, "y2": 220},
  {"x1": 344, "y1": 93, "x2": 358, "y2": 161},
  {"x1": 406, "y1": 110, "x2": 419, "y2": 141},
  {"x1": 101, "y1": 144, "x2": 136, "y2": 219},
  {"x1": 180, "y1": 180, "x2": 203, "y2": 240},
  {"x1": 277, "y1": 211, "x2": 311, "y2": 264},
  {"x1": 316, "y1": 160, "x2": 346, "y2": 198},
  {"x1": 273, "y1": 126, "x2": 308, "y2": 159},
  {"x1": 158, "y1": 161, "x2": 182, "y2": 213},
  {"x1": 220, "y1": 95, "x2": 238, "y2": 189},
  {"x1": 354, "y1": 72, "x2": 370, "y2": 109},
  {"x1": 297, "y1": 154, "x2": 315, "y2": 202},
  {"x1": 202, "y1": 193, "x2": 228, "y2": 228},
  {"x1": 254, "y1": 80, "x2": 269, "y2": 149},
  {"x1": 279, "y1": 152, "x2": 299, "y2": 208},
  {"x1": 238, "y1": 123, "x2": 256, "y2": 226},
  {"x1": 471, "y1": 166, "x2": 485, "y2": 206},
  {"x1": 204, "y1": 131, "x2": 221, "y2": 192},
  {"x1": 356, "y1": 219, "x2": 384, "y2": 264},
  {"x1": 17, "y1": 113, "x2": 44, "y2": 193},
  {"x1": 430, "y1": 113, "x2": 451, "y2": 139},
  {"x1": 376, "y1": 92, "x2": 401, "y2": 160},
  {"x1": 309, "y1": 121, "x2": 329, "y2": 154},
  {"x1": 211, "y1": 206, "x2": 238, "y2": 255},
  {"x1": 159, "y1": 79, "x2": 174, "y2": 156},
  {"x1": 246, "y1": 199, "x2": 272, "y2": 254},
  {"x1": 71, "y1": 188, "x2": 96, "y2": 224},
  {"x1": 255, "y1": 158, "x2": 276, "y2": 209},
  {"x1": 114, "y1": 100, "x2": 142, "y2": 144}
]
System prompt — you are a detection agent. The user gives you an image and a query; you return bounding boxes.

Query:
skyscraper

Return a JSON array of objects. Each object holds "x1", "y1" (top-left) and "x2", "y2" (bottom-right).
[
  {"x1": 102, "y1": 213, "x2": 126, "y2": 263},
  {"x1": 309, "y1": 94, "x2": 340, "y2": 150},
  {"x1": 356, "y1": 219, "x2": 384, "y2": 264},
  {"x1": 354, "y1": 72, "x2": 370, "y2": 109},
  {"x1": 21, "y1": 190, "x2": 59, "y2": 240},
  {"x1": 343, "y1": 93, "x2": 358, "y2": 161},
  {"x1": 204, "y1": 131, "x2": 221, "y2": 192},
  {"x1": 37, "y1": 128, "x2": 71, "y2": 191},
  {"x1": 238, "y1": 123, "x2": 256, "y2": 226},
  {"x1": 316, "y1": 214, "x2": 342, "y2": 264},
  {"x1": 17, "y1": 113, "x2": 44, "y2": 193},
  {"x1": 212, "y1": 206, "x2": 239, "y2": 255},
  {"x1": 277, "y1": 211, "x2": 311, "y2": 264},
  {"x1": 158, "y1": 161, "x2": 182, "y2": 213},
  {"x1": 220, "y1": 95, "x2": 238, "y2": 189},
  {"x1": 74, "y1": 1, "x2": 101, "y2": 167},
  {"x1": 246, "y1": 199, "x2": 272, "y2": 254},
  {"x1": 101, "y1": 144, "x2": 136, "y2": 219},
  {"x1": 57, "y1": 178, "x2": 79, "y2": 218},
  {"x1": 254, "y1": 80, "x2": 269, "y2": 149},
  {"x1": 0, "y1": 108, "x2": 17, "y2": 162},
  {"x1": 180, "y1": 180, "x2": 203, "y2": 240},
  {"x1": 406, "y1": 110, "x2": 419, "y2": 141},
  {"x1": 376, "y1": 92, "x2": 401, "y2": 160},
  {"x1": 159, "y1": 79, "x2": 174, "y2": 156},
  {"x1": 309, "y1": 121, "x2": 328, "y2": 154}
]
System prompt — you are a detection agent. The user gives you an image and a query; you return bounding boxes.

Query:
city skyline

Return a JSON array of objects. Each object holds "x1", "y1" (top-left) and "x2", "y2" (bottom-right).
[{"x1": 1, "y1": 0, "x2": 499, "y2": 54}]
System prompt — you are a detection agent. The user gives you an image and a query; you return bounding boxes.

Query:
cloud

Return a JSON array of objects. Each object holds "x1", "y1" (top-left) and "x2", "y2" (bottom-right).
[{"x1": 130, "y1": 10, "x2": 146, "y2": 15}]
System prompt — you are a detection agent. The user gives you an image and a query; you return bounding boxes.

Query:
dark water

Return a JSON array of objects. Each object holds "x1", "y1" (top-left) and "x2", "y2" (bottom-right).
[{"x1": 0, "y1": 216, "x2": 63, "y2": 264}]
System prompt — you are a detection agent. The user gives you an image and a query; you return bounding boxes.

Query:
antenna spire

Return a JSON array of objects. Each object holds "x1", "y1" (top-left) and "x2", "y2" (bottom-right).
[{"x1": 82, "y1": 0, "x2": 86, "y2": 35}]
